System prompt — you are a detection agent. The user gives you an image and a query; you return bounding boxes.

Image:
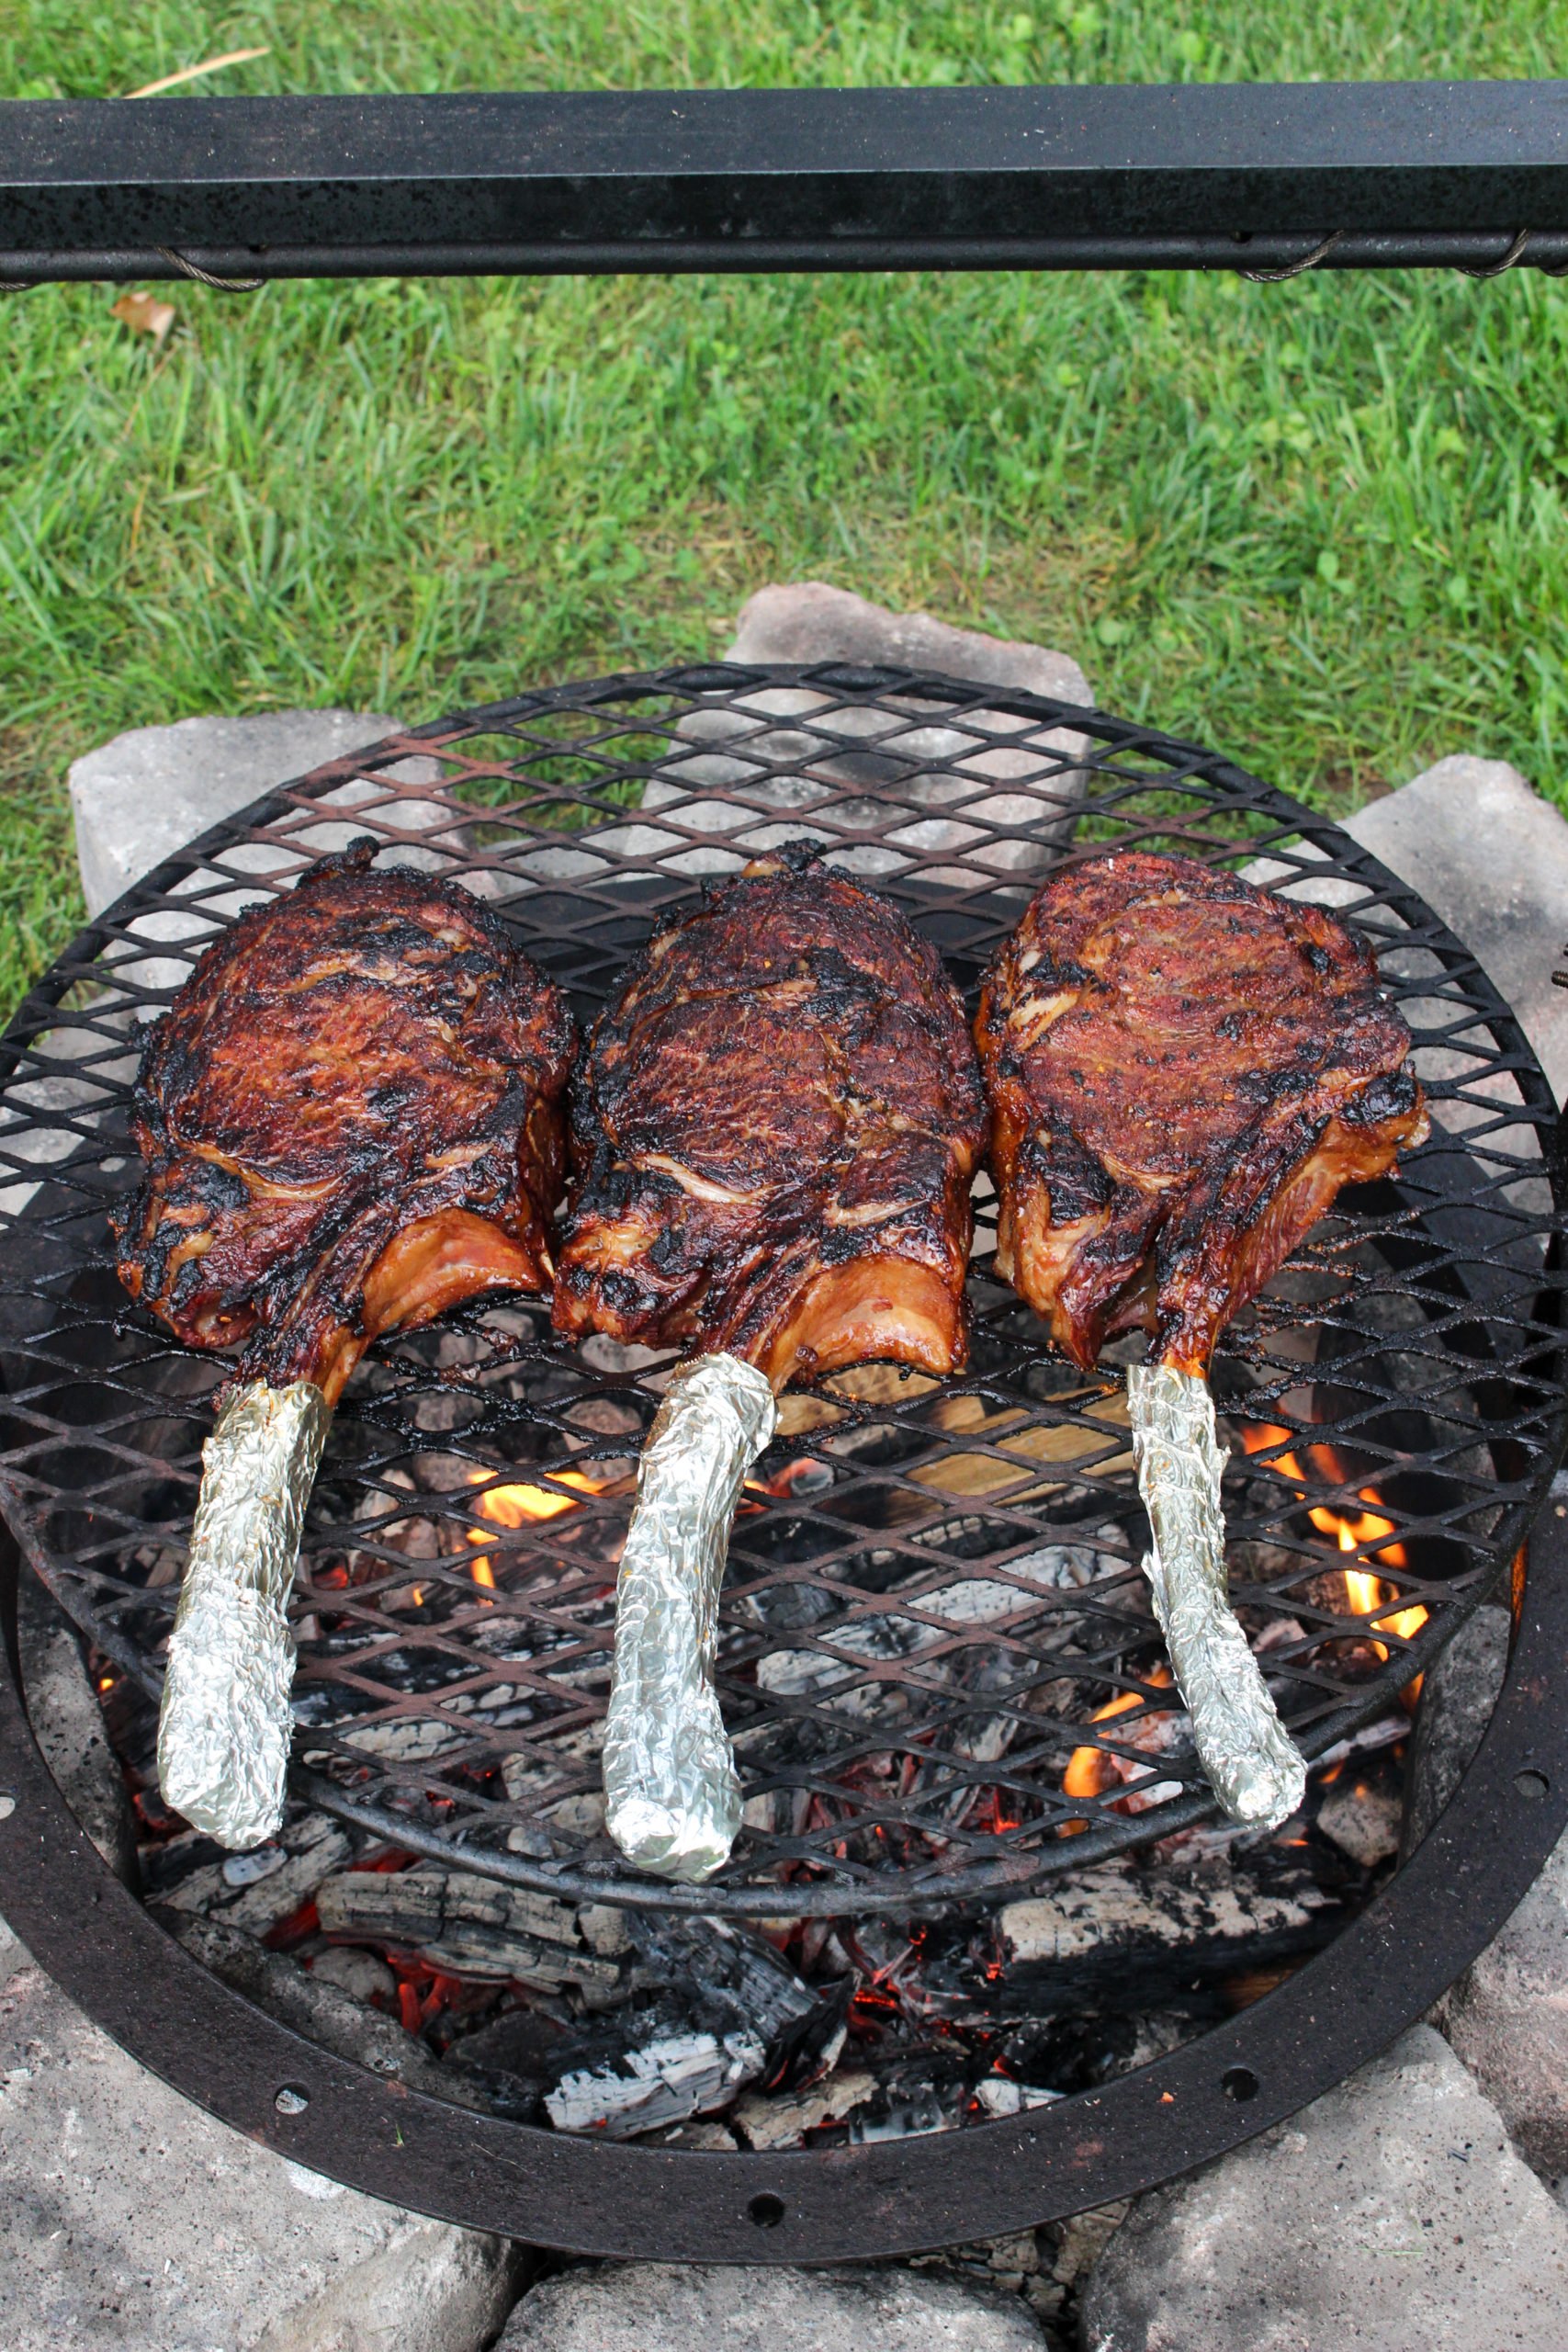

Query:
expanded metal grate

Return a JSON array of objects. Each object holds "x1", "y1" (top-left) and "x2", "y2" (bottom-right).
[{"x1": 0, "y1": 664, "x2": 1562, "y2": 1916}]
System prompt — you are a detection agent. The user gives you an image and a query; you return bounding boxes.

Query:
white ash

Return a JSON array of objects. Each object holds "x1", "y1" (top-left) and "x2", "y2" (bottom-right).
[
  {"x1": 1000, "y1": 1860, "x2": 1333, "y2": 1971},
  {"x1": 545, "y1": 2027, "x2": 766, "y2": 2137},
  {"x1": 310, "y1": 1944, "x2": 398, "y2": 2005},
  {"x1": 1316, "y1": 1774, "x2": 1403, "y2": 1868},
  {"x1": 973, "y1": 2076, "x2": 1066, "y2": 2118},
  {"x1": 730, "y1": 2068, "x2": 880, "y2": 2150}
]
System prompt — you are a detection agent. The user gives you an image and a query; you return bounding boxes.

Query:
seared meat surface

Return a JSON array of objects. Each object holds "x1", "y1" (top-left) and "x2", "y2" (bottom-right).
[
  {"x1": 553, "y1": 848, "x2": 987, "y2": 1385},
  {"x1": 116, "y1": 841, "x2": 576, "y2": 1403},
  {"x1": 976, "y1": 851, "x2": 1427, "y2": 1373}
]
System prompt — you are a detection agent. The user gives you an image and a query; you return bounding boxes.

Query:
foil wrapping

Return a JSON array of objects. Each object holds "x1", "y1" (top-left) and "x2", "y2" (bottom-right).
[
  {"x1": 1126, "y1": 1362, "x2": 1307, "y2": 1830},
  {"x1": 603, "y1": 1352, "x2": 778, "y2": 1883},
  {"x1": 157, "y1": 1379, "x2": 332, "y2": 1850}
]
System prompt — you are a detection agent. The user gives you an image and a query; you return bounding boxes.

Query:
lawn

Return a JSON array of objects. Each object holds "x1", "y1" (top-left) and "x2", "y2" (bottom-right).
[{"x1": 3, "y1": 4, "x2": 1566, "y2": 1015}]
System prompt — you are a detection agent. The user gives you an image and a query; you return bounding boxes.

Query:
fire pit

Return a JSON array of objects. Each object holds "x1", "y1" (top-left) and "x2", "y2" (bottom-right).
[{"x1": 1, "y1": 662, "x2": 1565, "y2": 2260}]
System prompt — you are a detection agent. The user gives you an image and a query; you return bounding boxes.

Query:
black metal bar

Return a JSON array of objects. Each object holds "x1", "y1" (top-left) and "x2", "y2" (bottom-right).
[
  {"x1": 3, "y1": 83, "x2": 1568, "y2": 282},
  {"x1": 6, "y1": 231, "x2": 1568, "y2": 285},
  {"x1": 4, "y1": 1489, "x2": 1565, "y2": 2260}
]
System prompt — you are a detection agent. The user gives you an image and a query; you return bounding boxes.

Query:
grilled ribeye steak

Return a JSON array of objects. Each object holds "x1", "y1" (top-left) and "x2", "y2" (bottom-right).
[
  {"x1": 115, "y1": 840, "x2": 576, "y2": 1402},
  {"x1": 552, "y1": 847, "x2": 988, "y2": 1385},
  {"x1": 976, "y1": 851, "x2": 1427, "y2": 1374}
]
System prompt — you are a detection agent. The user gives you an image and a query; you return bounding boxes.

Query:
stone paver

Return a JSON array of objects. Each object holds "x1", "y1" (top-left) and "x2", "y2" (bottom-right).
[
  {"x1": 728, "y1": 581, "x2": 1092, "y2": 706},
  {"x1": 69, "y1": 708, "x2": 419, "y2": 917},
  {"x1": 497, "y1": 2258, "x2": 1047, "y2": 2349},
  {"x1": 0, "y1": 1962, "x2": 524, "y2": 2352},
  {"x1": 1343, "y1": 753, "x2": 1568, "y2": 1105},
  {"x1": 522, "y1": 581, "x2": 1094, "y2": 891},
  {"x1": 1079, "y1": 2025, "x2": 1568, "y2": 2352}
]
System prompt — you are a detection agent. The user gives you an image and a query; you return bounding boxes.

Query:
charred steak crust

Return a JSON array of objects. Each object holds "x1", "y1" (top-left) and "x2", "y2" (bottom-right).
[
  {"x1": 976, "y1": 850, "x2": 1427, "y2": 1374},
  {"x1": 114, "y1": 840, "x2": 577, "y2": 1397},
  {"x1": 552, "y1": 847, "x2": 988, "y2": 1383}
]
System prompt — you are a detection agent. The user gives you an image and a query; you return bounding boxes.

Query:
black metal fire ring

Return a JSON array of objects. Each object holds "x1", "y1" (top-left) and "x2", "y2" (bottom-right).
[
  {"x1": 1, "y1": 663, "x2": 1566, "y2": 2250},
  {"x1": 2, "y1": 1492, "x2": 1565, "y2": 2261}
]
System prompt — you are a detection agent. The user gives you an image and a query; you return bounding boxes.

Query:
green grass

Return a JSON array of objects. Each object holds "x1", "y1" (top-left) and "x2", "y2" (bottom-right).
[{"x1": 4, "y1": 4, "x2": 1567, "y2": 1013}]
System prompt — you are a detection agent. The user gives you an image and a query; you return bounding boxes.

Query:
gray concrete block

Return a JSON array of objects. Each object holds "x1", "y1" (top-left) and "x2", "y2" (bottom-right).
[
  {"x1": 1402, "y1": 1589, "x2": 1568, "y2": 2180},
  {"x1": 1078, "y1": 2024, "x2": 1568, "y2": 2352},
  {"x1": 728, "y1": 582, "x2": 1091, "y2": 707},
  {"x1": 498, "y1": 2259, "x2": 1048, "y2": 2350},
  {"x1": 1345, "y1": 754, "x2": 1568, "y2": 1106},
  {"x1": 0, "y1": 1962, "x2": 525, "y2": 2352},
  {"x1": 66, "y1": 706, "x2": 478, "y2": 1012},
  {"x1": 657, "y1": 582, "x2": 1098, "y2": 888},
  {"x1": 69, "y1": 708, "x2": 409, "y2": 917}
]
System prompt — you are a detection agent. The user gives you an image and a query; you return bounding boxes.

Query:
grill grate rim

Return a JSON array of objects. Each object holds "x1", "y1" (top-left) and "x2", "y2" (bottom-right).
[{"x1": 0, "y1": 662, "x2": 1562, "y2": 1917}]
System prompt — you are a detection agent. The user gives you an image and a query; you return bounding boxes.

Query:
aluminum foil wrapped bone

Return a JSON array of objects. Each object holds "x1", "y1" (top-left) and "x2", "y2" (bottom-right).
[
  {"x1": 603, "y1": 1352, "x2": 778, "y2": 1883},
  {"x1": 1126, "y1": 1362, "x2": 1306, "y2": 1830},
  {"x1": 157, "y1": 1379, "x2": 332, "y2": 1850}
]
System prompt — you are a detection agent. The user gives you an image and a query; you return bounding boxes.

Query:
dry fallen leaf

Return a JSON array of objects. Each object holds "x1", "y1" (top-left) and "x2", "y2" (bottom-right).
[{"x1": 110, "y1": 290, "x2": 176, "y2": 345}]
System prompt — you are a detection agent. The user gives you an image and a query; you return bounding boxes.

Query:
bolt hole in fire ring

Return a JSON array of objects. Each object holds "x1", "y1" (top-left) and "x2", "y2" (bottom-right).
[{"x1": 1, "y1": 668, "x2": 1568, "y2": 2258}]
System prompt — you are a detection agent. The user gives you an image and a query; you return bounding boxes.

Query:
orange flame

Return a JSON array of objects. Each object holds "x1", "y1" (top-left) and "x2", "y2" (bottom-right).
[
  {"x1": 468, "y1": 1467, "x2": 603, "y2": 1529},
  {"x1": 459, "y1": 1466, "x2": 604, "y2": 1600},
  {"x1": 1235, "y1": 1422, "x2": 1427, "y2": 1679},
  {"x1": 1062, "y1": 1666, "x2": 1175, "y2": 1829}
]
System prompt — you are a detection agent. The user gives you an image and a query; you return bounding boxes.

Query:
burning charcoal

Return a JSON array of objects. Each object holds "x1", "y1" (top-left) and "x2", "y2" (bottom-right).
[
  {"x1": 972, "y1": 2076, "x2": 1065, "y2": 2118},
  {"x1": 154, "y1": 1808, "x2": 355, "y2": 1937},
  {"x1": 450, "y1": 2002, "x2": 580, "y2": 2082},
  {"x1": 729, "y1": 2068, "x2": 880, "y2": 2149},
  {"x1": 1315, "y1": 1774, "x2": 1403, "y2": 1868},
  {"x1": 998, "y1": 1860, "x2": 1338, "y2": 2011},
  {"x1": 995, "y1": 2009, "x2": 1139, "y2": 2096},
  {"x1": 545, "y1": 2027, "x2": 767, "y2": 2138},
  {"x1": 310, "y1": 1945, "x2": 397, "y2": 2005},
  {"x1": 622, "y1": 1911, "x2": 822, "y2": 2051},
  {"x1": 313, "y1": 1866, "x2": 626, "y2": 2005}
]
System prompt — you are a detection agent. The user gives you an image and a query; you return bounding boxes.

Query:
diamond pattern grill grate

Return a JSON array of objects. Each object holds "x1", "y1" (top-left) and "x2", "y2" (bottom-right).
[{"x1": 0, "y1": 663, "x2": 1562, "y2": 1916}]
